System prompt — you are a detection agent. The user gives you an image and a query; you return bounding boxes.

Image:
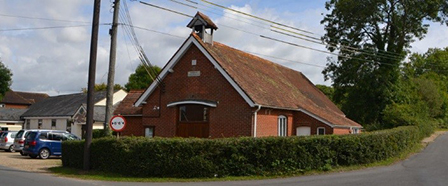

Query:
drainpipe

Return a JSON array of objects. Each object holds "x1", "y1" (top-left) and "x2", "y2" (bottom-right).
[{"x1": 253, "y1": 105, "x2": 262, "y2": 137}]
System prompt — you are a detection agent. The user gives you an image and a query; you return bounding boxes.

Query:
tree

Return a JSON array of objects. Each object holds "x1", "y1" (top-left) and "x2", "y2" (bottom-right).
[
  {"x1": 0, "y1": 60, "x2": 12, "y2": 101},
  {"x1": 321, "y1": 0, "x2": 448, "y2": 126},
  {"x1": 125, "y1": 64, "x2": 161, "y2": 91},
  {"x1": 82, "y1": 83, "x2": 123, "y2": 93}
]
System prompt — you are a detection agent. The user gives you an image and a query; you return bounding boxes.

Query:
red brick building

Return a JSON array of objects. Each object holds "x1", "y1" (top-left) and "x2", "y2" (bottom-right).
[{"x1": 114, "y1": 12, "x2": 362, "y2": 138}]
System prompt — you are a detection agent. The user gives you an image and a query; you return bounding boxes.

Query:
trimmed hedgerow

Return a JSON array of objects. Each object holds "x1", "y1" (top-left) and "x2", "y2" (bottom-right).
[{"x1": 62, "y1": 126, "x2": 430, "y2": 178}]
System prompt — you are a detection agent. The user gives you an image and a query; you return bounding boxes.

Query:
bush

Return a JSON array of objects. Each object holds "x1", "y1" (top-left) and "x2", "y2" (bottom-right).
[
  {"x1": 62, "y1": 126, "x2": 431, "y2": 178},
  {"x1": 92, "y1": 129, "x2": 112, "y2": 139}
]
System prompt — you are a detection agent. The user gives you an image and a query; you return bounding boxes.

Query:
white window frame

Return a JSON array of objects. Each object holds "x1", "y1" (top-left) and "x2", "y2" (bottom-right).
[
  {"x1": 51, "y1": 119, "x2": 56, "y2": 129},
  {"x1": 278, "y1": 115, "x2": 287, "y2": 137},
  {"x1": 317, "y1": 127, "x2": 325, "y2": 135},
  {"x1": 145, "y1": 127, "x2": 155, "y2": 138}
]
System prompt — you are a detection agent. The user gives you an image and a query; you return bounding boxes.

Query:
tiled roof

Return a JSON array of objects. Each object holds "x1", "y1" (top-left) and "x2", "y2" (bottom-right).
[
  {"x1": 192, "y1": 34, "x2": 361, "y2": 128},
  {"x1": 0, "y1": 108, "x2": 28, "y2": 121},
  {"x1": 15, "y1": 91, "x2": 49, "y2": 103},
  {"x1": 187, "y1": 12, "x2": 218, "y2": 30},
  {"x1": 0, "y1": 91, "x2": 48, "y2": 105},
  {"x1": 113, "y1": 90, "x2": 144, "y2": 116},
  {"x1": 21, "y1": 92, "x2": 107, "y2": 118},
  {"x1": 1, "y1": 90, "x2": 49, "y2": 105}
]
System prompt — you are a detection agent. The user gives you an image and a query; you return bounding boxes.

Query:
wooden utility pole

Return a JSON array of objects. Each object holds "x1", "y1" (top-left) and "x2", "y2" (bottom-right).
[
  {"x1": 105, "y1": 0, "x2": 121, "y2": 135},
  {"x1": 84, "y1": 0, "x2": 101, "y2": 171}
]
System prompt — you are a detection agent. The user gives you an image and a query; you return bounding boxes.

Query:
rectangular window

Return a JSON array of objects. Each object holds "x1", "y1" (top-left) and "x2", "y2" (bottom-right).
[
  {"x1": 38, "y1": 119, "x2": 42, "y2": 129},
  {"x1": 145, "y1": 127, "x2": 155, "y2": 138},
  {"x1": 317, "y1": 127, "x2": 325, "y2": 135},
  {"x1": 26, "y1": 120, "x2": 30, "y2": 130},
  {"x1": 51, "y1": 119, "x2": 56, "y2": 129},
  {"x1": 278, "y1": 116, "x2": 287, "y2": 137},
  {"x1": 66, "y1": 119, "x2": 71, "y2": 133},
  {"x1": 179, "y1": 105, "x2": 208, "y2": 122},
  {"x1": 0, "y1": 104, "x2": 5, "y2": 107}
]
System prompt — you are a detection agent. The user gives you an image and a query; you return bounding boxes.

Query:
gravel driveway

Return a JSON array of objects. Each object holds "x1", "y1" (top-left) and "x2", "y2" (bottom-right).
[{"x1": 0, "y1": 151, "x2": 61, "y2": 173}]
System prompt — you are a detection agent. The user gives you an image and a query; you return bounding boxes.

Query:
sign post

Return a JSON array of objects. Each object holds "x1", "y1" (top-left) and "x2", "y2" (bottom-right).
[{"x1": 109, "y1": 115, "x2": 126, "y2": 138}]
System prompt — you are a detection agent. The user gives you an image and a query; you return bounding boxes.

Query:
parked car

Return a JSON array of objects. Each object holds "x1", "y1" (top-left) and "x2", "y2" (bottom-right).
[
  {"x1": 0, "y1": 131, "x2": 18, "y2": 152},
  {"x1": 23, "y1": 130, "x2": 80, "y2": 159},
  {"x1": 14, "y1": 129, "x2": 37, "y2": 156}
]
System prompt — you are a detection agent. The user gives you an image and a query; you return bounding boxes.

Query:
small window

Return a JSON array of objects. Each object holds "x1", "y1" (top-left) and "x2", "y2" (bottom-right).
[
  {"x1": 317, "y1": 127, "x2": 325, "y2": 135},
  {"x1": 66, "y1": 119, "x2": 71, "y2": 133},
  {"x1": 278, "y1": 115, "x2": 287, "y2": 137},
  {"x1": 51, "y1": 119, "x2": 56, "y2": 129},
  {"x1": 179, "y1": 105, "x2": 208, "y2": 122},
  {"x1": 26, "y1": 132, "x2": 37, "y2": 140},
  {"x1": 26, "y1": 120, "x2": 30, "y2": 130},
  {"x1": 0, "y1": 104, "x2": 5, "y2": 107},
  {"x1": 38, "y1": 119, "x2": 43, "y2": 129},
  {"x1": 48, "y1": 133, "x2": 63, "y2": 141},
  {"x1": 38, "y1": 132, "x2": 48, "y2": 140},
  {"x1": 352, "y1": 128, "x2": 359, "y2": 134},
  {"x1": 145, "y1": 127, "x2": 155, "y2": 138}
]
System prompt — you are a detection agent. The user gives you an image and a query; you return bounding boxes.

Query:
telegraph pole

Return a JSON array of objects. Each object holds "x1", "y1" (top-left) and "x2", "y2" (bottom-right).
[
  {"x1": 84, "y1": 0, "x2": 101, "y2": 171},
  {"x1": 105, "y1": 0, "x2": 121, "y2": 135}
]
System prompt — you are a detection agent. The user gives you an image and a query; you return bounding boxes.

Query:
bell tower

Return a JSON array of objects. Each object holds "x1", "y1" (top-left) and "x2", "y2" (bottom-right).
[{"x1": 187, "y1": 12, "x2": 218, "y2": 44}]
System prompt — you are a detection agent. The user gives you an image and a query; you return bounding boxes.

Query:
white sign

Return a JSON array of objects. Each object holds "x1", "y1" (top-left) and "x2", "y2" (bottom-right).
[
  {"x1": 110, "y1": 115, "x2": 126, "y2": 132},
  {"x1": 188, "y1": 71, "x2": 201, "y2": 77}
]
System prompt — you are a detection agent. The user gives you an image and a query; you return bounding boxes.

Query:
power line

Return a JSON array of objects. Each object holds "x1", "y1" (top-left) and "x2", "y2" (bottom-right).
[
  {"x1": 0, "y1": 13, "x2": 91, "y2": 23},
  {"x1": 0, "y1": 24, "x2": 109, "y2": 32},
  {"x1": 191, "y1": 0, "x2": 405, "y2": 62}
]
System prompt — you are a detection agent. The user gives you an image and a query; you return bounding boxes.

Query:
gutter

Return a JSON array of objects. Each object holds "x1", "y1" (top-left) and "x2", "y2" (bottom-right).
[{"x1": 253, "y1": 105, "x2": 262, "y2": 137}]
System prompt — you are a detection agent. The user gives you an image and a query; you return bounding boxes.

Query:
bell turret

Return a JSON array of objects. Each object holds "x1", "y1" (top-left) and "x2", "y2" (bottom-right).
[{"x1": 187, "y1": 12, "x2": 218, "y2": 44}]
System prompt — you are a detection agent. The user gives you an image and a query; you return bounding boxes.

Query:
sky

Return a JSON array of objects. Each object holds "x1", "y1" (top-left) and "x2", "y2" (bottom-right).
[{"x1": 0, "y1": 0, "x2": 447, "y2": 96}]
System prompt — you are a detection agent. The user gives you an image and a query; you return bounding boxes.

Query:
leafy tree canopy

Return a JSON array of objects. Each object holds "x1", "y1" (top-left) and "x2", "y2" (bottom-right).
[
  {"x1": 321, "y1": 0, "x2": 448, "y2": 126},
  {"x1": 382, "y1": 47, "x2": 448, "y2": 130},
  {"x1": 0, "y1": 60, "x2": 12, "y2": 101},
  {"x1": 82, "y1": 83, "x2": 123, "y2": 93},
  {"x1": 125, "y1": 64, "x2": 161, "y2": 91}
]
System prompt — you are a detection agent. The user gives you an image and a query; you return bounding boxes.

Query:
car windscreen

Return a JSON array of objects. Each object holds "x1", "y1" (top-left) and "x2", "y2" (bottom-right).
[{"x1": 26, "y1": 132, "x2": 37, "y2": 140}]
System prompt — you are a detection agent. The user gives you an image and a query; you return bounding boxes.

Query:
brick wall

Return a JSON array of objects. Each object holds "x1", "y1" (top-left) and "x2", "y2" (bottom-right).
[
  {"x1": 256, "y1": 108, "x2": 294, "y2": 137},
  {"x1": 141, "y1": 44, "x2": 253, "y2": 138},
  {"x1": 121, "y1": 116, "x2": 144, "y2": 136},
  {"x1": 333, "y1": 127, "x2": 351, "y2": 135},
  {"x1": 294, "y1": 112, "x2": 334, "y2": 135}
]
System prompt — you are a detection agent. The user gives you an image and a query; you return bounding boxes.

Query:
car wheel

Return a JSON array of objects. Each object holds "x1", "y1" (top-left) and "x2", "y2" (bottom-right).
[
  {"x1": 8, "y1": 145, "x2": 15, "y2": 152},
  {"x1": 29, "y1": 154, "x2": 38, "y2": 159},
  {"x1": 20, "y1": 151, "x2": 27, "y2": 156},
  {"x1": 39, "y1": 148, "x2": 50, "y2": 159}
]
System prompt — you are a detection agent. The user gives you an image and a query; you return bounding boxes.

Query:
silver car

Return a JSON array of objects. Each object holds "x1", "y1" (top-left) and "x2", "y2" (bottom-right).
[
  {"x1": 0, "y1": 131, "x2": 18, "y2": 152},
  {"x1": 14, "y1": 129, "x2": 35, "y2": 155}
]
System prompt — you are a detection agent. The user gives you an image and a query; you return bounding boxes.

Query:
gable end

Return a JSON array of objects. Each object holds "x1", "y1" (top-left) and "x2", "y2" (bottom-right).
[{"x1": 134, "y1": 35, "x2": 255, "y2": 108}]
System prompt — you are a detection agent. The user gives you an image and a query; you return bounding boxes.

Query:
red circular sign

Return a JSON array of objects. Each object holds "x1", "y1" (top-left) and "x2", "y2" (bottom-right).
[{"x1": 110, "y1": 115, "x2": 126, "y2": 132}]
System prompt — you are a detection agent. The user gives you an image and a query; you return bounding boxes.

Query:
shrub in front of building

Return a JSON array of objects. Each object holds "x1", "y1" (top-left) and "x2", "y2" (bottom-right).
[{"x1": 62, "y1": 125, "x2": 429, "y2": 178}]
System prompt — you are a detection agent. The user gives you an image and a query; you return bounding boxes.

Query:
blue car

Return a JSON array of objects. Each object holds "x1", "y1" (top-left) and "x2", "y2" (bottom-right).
[{"x1": 23, "y1": 130, "x2": 80, "y2": 159}]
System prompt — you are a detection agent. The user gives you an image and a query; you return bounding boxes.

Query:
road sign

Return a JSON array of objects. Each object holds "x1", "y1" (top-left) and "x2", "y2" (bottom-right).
[{"x1": 109, "y1": 115, "x2": 126, "y2": 132}]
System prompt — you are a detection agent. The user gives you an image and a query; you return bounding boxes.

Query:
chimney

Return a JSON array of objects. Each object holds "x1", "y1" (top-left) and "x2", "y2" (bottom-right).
[{"x1": 187, "y1": 12, "x2": 218, "y2": 44}]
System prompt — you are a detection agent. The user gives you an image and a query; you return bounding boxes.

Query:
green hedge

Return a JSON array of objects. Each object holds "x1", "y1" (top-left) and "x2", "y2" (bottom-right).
[{"x1": 62, "y1": 126, "x2": 430, "y2": 178}]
